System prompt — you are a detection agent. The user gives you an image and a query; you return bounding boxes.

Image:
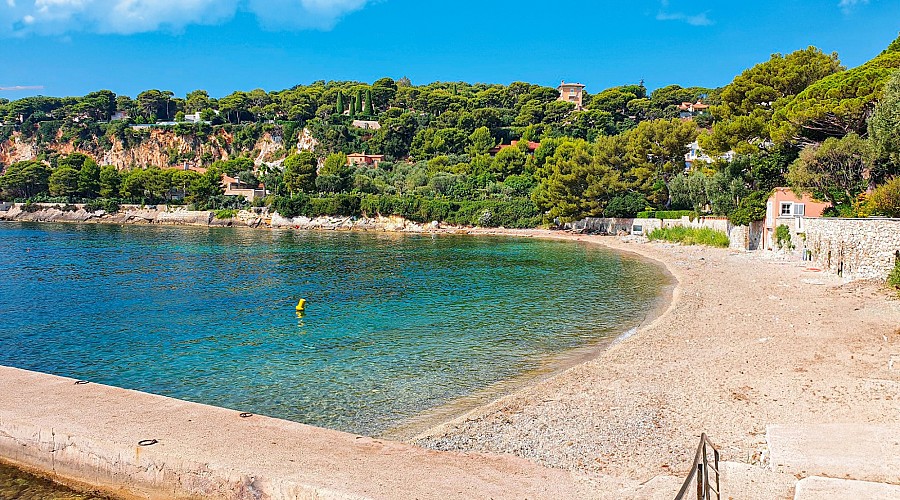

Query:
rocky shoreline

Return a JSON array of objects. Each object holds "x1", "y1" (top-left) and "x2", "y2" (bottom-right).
[{"x1": 0, "y1": 202, "x2": 464, "y2": 233}]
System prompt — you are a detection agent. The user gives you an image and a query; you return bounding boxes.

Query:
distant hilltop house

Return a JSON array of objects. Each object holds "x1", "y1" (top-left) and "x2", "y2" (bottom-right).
[
  {"x1": 678, "y1": 100, "x2": 709, "y2": 120},
  {"x1": 347, "y1": 153, "x2": 385, "y2": 168},
  {"x1": 110, "y1": 111, "x2": 130, "y2": 122},
  {"x1": 351, "y1": 120, "x2": 381, "y2": 130},
  {"x1": 222, "y1": 174, "x2": 266, "y2": 202},
  {"x1": 763, "y1": 187, "x2": 831, "y2": 251},
  {"x1": 557, "y1": 82, "x2": 585, "y2": 111},
  {"x1": 489, "y1": 140, "x2": 541, "y2": 156},
  {"x1": 684, "y1": 141, "x2": 735, "y2": 169}
]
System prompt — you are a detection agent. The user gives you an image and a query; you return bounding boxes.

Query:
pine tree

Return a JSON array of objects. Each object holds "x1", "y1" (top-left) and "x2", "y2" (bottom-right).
[
  {"x1": 365, "y1": 89, "x2": 374, "y2": 116},
  {"x1": 336, "y1": 91, "x2": 344, "y2": 115}
]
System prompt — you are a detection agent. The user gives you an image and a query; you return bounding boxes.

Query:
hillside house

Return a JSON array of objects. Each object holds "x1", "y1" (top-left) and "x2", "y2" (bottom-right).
[
  {"x1": 222, "y1": 175, "x2": 266, "y2": 202},
  {"x1": 488, "y1": 140, "x2": 541, "y2": 156},
  {"x1": 347, "y1": 153, "x2": 384, "y2": 168},
  {"x1": 678, "y1": 100, "x2": 709, "y2": 120},
  {"x1": 558, "y1": 82, "x2": 585, "y2": 111},
  {"x1": 351, "y1": 120, "x2": 381, "y2": 130},
  {"x1": 763, "y1": 187, "x2": 831, "y2": 251},
  {"x1": 685, "y1": 141, "x2": 735, "y2": 169}
]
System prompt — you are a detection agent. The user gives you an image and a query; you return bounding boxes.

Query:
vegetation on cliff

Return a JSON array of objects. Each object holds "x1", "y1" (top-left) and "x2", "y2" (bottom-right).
[{"x1": 1, "y1": 34, "x2": 900, "y2": 226}]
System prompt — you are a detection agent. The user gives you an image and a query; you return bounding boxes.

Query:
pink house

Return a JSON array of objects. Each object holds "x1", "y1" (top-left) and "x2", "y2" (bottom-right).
[{"x1": 763, "y1": 187, "x2": 831, "y2": 251}]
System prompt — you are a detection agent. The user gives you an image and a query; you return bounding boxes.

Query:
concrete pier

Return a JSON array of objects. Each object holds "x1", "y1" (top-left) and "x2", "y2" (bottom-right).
[{"x1": 0, "y1": 366, "x2": 588, "y2": 499}]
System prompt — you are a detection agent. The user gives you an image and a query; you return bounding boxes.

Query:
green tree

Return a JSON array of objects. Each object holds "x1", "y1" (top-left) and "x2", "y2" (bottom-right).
[
  {"x1": 772, "y1": 35, "x2": 900, "y2": 142},
  {"x1": 48, "y1": 166, "x2": 80, "y2": 199},
  {"x1": 869, "y1": 70, "x2": 900, "y2": 169},
  {"x1": 491, "y1": 146, "x2": 527, "y2": 178},
  {"x1": 99, "y1": 165, "x2": 121, "y2": 198},
  {"x1": 336, "y1": 91, "x2": 344, "y2": 115},
  {"x1": 282, "y1": 152, "x2": 318, "y2": 194},
  {"x1": 365, "y1": 89, "x2": 374, "y2": 116},
  {"x1": 77, "y1": 158, "x2": 101, "y2": 198},
  {"x1": 0, "y1": 160, "x2": 50, "y2": 199},
  {"x1": 467, "y1": 127, "x2": 496, "y2": 156},
  {"x1": 316, "y1": 152, "x2": 350, "y2": 193},
  {"x1": 787, "y1": 133, "x2": 872, "y2": 209}
]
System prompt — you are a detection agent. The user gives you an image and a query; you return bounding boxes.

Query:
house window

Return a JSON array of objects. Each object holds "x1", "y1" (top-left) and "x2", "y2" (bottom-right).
[
  {"x1": 780, "y1": 202, "x2": 792, "y2": 216},
  {"x1": 794, "y1": 203, "x2": 805, "y2": 216}
]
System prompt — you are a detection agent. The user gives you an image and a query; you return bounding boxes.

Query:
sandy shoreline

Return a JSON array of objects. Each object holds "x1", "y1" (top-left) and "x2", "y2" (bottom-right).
[{"x1": 412, "y1": 229, "x2": 900, "y2": 484}]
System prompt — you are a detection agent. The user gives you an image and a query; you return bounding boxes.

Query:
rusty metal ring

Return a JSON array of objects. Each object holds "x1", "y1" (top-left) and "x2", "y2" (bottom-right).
[
  {"x1": 74, "y1": 380, "x2": 89, "y2": 385},
  {"x1": 138, "y1": 439, "x2": 158, "y2": 447},
  {"x1": 239, "y1": 413, "x2": 254, "y2": 418}
]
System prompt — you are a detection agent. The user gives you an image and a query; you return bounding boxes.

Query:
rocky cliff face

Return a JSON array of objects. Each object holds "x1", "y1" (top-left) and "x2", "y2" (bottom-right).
[{"x1": 0, "y1": 128, "x2": 291, "y2": 170}]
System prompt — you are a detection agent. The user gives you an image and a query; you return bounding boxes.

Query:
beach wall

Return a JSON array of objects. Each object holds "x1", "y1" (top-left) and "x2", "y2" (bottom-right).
[
  {"x1": 574, "y1": 216, "x2": 761, "y2": 251},
  {"x1": 0, "y1": 366, "x2": 585, "y2": 500},
  {"x1": 803, "y1": 218, "x2": 900, "y2": 280}
]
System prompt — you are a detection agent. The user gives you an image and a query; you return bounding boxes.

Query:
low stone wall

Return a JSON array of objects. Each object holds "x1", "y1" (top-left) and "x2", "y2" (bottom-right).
[
  {"x1": 573, "y1": 216, "x2": 761, "y2": 251},
  {"x1": 804, "y1": 218, "x2": 900, "y2": 280}
]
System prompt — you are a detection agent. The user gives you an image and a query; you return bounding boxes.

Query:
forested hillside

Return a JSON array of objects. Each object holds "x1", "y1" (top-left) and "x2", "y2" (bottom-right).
[{"x1": 2, "y1": 33, "x2": 899, "y2": 226}]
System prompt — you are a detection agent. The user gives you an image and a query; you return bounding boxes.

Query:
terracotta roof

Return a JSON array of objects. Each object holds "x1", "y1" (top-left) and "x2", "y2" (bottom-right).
[{"x1": 489, "y1": 140, "x2": 541, "y2": 154}]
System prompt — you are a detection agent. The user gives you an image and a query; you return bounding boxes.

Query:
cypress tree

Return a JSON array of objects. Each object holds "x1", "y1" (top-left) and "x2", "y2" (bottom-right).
[
  {"x1": 336, "y1": 91, "x2": 344, "y2": 115},
  {"x1": 365, "y1": 89, "x2": 374, "y2": 116},
  {"x1": 349, "y1": 97, "x2": 356, "y2": 118},
  {"x1": 356, "y1": 89, "x2": 364, "y2": 113}
]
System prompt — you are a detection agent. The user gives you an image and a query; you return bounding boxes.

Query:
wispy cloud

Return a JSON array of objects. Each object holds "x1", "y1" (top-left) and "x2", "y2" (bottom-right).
[
  {"x1": 655, "y1": 1, "x2": 714, "y2": 26},
  {"x1": 0, "y1": 0, "x2": 374, "y2": 36},
  {"x1": 0, "y1": 85, "x2": 44, "y2": 91},
  {"x1": 838, "y1": 0, "x2": 869, "y2": 14}
]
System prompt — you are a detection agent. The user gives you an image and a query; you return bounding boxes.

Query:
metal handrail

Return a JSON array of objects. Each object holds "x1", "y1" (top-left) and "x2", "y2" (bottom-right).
[{"x1": 674, "y1": 433, "x2": 721, "y2": 500}]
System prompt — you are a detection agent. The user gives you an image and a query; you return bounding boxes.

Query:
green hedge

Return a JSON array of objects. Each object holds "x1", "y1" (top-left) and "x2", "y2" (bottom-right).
[
  {"x1": 636, "y1": 210, "x2": 697, "y2": 220},
  {"x1": 273, "y1": 194, "x2": 540, "y2": 228},
  {"x1": 647, "y1": 227, "x2": 730, "y2": 248}
]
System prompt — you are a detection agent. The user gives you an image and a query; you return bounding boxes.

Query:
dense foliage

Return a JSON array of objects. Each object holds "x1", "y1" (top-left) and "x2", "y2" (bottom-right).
[{"x1": 2, "y1": 34, "x2": 900, "y2": 226}]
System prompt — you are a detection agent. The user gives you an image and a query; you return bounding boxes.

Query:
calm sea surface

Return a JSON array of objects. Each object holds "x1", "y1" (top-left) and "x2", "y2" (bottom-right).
[{"x1": 0, "y1": 222, "x2": 669, "y2": 436}]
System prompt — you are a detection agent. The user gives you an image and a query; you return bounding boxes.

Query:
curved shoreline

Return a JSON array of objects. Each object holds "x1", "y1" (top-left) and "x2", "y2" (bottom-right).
[{"x1": 384, "y1": 231, "x2": 679, "y2": 442}]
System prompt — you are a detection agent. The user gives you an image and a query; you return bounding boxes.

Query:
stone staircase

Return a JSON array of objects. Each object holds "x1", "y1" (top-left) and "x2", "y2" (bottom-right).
[
  {"x1": 768, "y1": 424, "x2": 900, "y2": 500},
  {"x1": 596, "y1": 424, "x2": 900, "y2": 499}
]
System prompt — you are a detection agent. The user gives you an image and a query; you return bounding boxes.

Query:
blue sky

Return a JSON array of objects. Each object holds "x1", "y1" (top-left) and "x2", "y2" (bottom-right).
[{"x1": 1, "y1": 0, "x2": 899, "y2": 100}]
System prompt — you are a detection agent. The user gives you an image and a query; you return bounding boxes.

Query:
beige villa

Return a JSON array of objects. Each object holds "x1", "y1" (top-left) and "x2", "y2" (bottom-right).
[{"x1": 557, "y1": 82, "x2": 585, "y2": 110}]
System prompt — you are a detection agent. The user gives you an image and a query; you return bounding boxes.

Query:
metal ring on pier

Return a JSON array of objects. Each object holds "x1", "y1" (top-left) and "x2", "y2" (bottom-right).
[
  {"x1": 239, "y1": 413, "x2": 254, "y2": 418},
  {"x1": 74, "y1": 380, "x2": 89, "y2": 385},
  {"x1": 137, "y1": 439, "x2": 158, "y2": 447}
]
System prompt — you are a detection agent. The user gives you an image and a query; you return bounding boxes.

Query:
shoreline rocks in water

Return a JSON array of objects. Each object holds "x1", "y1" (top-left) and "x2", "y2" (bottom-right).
[{"x1": 0, "y1": 202, "x2": 454, "y2": 233}]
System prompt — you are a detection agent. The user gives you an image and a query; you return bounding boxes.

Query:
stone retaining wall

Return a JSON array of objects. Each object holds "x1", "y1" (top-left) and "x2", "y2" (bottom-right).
[{"x1": 804, "y1": 218, "x2": 900, "y2": 280}]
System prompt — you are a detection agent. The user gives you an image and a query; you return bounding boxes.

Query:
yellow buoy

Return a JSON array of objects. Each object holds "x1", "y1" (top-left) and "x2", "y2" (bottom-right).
[{"x1": 296, "y1": 299, "x2": 307, "y2": 311}]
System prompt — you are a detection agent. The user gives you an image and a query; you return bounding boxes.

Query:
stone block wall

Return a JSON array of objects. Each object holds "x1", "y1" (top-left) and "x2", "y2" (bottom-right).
[{"x1": 804, "y1": 218, "x2": 900, "y2": 280}]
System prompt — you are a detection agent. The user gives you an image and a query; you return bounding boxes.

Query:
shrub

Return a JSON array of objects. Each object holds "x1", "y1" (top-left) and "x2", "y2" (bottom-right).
[
  {"x1": 215, "y1": 209, "x2": 237, "y2": 219},
  {"x1": 865, "y1": 177, "x2": 900, "y2": 218},
  {"x1": 775, "y1": 224, "x2": 794, "y2": 250},
  {"x1": 888, "y1": 252, "x2": 900, "y2": 292},
  {"x1": 647, "y1": 227, "x2": 730, "y2": 248},
  {"x1": 728, "y1": 190, "x2": 769, "y2": 226},
  {"x1": 604, "y1": 193, "x2": 647, "y2": 218}
]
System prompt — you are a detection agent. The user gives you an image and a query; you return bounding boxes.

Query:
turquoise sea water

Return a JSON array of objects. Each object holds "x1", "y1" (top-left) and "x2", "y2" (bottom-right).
[{"x1": 0, "y1": 222, "x2": 669, "y2": 436}]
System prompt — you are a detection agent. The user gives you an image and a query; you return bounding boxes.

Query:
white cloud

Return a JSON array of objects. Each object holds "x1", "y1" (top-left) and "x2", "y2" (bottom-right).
[
  {"x1": 0, "y1": 0, "x2": 374, "y2": 36},
  {"x1": 656, "y1": 10, "x2": 713, "y2": 26},
  {"x1": 655, "y1": 0, "x2": 713, "y2": 26},
  {"x1": 838, "y1": 0, "x2": 868, "y2": 13}
]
